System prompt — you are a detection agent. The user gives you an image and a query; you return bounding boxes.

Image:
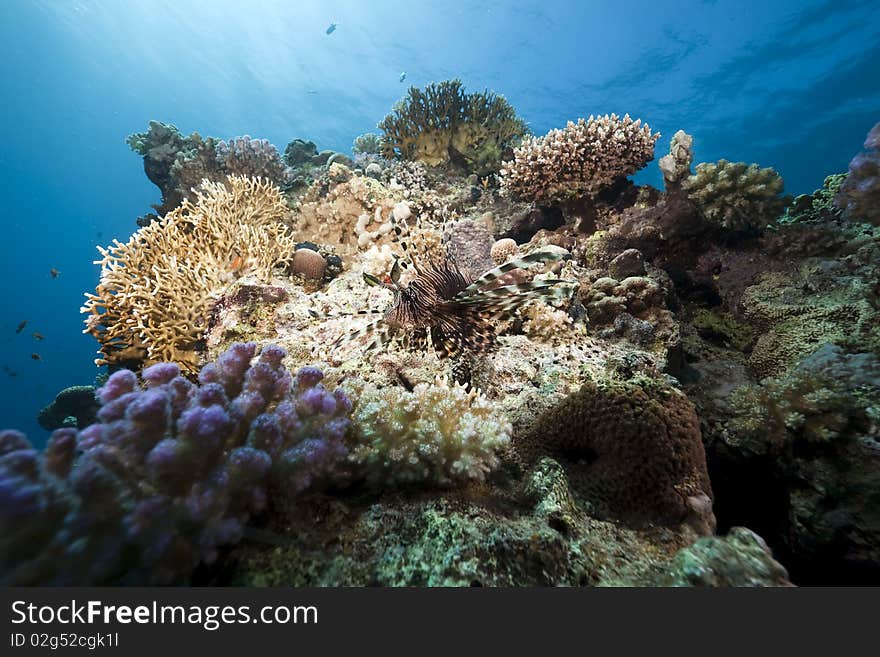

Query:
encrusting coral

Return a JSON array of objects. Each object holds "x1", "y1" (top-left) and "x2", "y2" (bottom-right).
[
  {"x1": 499, "y1": 114, "x2": 660, "y2": 202},
  {"x1": 835, "y1": 121, "x2": 880, "y2": 225},
  {"x1": 0, "y1": 343, "x2": 352, "y2": 585},
  {"x1": 684, "y1": 159, "x2": 786, "y2": 233},
  {"x1": 345, "y1": 377, "x2": 512, "y2": 488},
  {"x1": 378, "y1": 79, "x2": 528, "y2": 175},
  {"x1": 81, "y1": 175, "x2": 296, "y2": 373}
]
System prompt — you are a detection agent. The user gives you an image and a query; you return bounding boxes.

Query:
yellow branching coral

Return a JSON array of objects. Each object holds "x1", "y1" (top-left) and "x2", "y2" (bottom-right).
[
  {"x1": 500, "y1": 114, "x2": 660, "y2": 202},
  {"x1": 346, "y1": 378, "x2": 512, "y2": 487},
  {"x1": 81, "y1": 175, "x2": 295, "y2": 372},
  {"x1": 378, "y1": 79, "x2": 527, "y2": 175}
]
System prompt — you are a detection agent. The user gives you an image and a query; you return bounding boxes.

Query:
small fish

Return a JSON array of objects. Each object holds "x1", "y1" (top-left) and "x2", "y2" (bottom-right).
[
  {"x1": 50, "y1": 268, "x2": 60, "y2": 278},
  {"x1": 32, "y1": 331, "x2": 44, "y2": 341},
  {"x1": 326, "y1": 23, "x2": 337, "y2": 35},
  {"x1": 306, "y1": 89, "x2": 318, "y2": 95},
  {"x1": 399, "y1": 72, "x2": 407, "y2": 83},
  {"x1": 2, "y1": 365, "x2": 18, "y2": 378},
  {"x1": 31, "y1": 353, "x2": 42, "y2": 361},
  {"x1": 15, "y1": 321, "x2": 27, "y2": 334}
]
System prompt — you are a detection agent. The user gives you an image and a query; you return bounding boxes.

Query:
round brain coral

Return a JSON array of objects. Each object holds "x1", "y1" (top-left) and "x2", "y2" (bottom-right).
[
  {"x1": 346, "y1": 378, "x2": 512, "y2": 488},
  {"x1": 515, "y1": 376, "x2": 713, "y2": 529}
]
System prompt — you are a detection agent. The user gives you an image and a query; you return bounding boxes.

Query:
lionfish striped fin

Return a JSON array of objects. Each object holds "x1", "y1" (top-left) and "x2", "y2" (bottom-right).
[
  {"x1": 456, "y1": 250, "x2": 567, "y2": 297},
  {"x1": 454, "y1": 280, "x2": 576, "y2": 304}
]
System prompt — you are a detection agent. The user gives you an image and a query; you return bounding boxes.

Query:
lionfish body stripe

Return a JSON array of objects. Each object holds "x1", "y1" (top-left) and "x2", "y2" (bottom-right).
[{"x1": 327, "y1": 207, "x2": 574, "y2": 359}]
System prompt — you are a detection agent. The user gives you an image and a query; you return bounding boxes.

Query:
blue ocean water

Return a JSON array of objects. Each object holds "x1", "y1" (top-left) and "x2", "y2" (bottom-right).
[{"x1": 0, "y1": 0, "x2": 878, "y2": 442}]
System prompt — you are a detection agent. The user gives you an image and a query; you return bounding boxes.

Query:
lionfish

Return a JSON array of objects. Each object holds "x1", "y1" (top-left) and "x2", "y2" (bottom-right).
[{"x1": 327, "y1": 212, "x2": 575, "y2": 363}]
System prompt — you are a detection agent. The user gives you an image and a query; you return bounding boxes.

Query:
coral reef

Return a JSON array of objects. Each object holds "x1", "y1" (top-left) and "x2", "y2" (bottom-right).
[
  {"x1": 81, "y1": 176, "x2": 295, "y2": 373},
  {"x1": 378, "y1": 79, "x2": 528, "y2": 175},
  {"x1": 0, "y1": 343, "x2": 351, "y2": 585},
  {"x1": 63, "y1": 105, "x2": 880, "y2": 587},
  {"x1": 684, "y1": 159, "x2": 786, "y2": 233},
  {"x1": 835, "y1": 121, "x2": 880, "y2": 225},
  {"x1": 346, "y1": 377, "x2": 512, "y2": 488},
  {"x1": 499, "y1": 114, "x2": 659, "y2": 202}
]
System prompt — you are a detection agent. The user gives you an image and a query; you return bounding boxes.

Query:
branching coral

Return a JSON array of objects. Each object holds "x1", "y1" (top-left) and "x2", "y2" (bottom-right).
[
  {"x1": 779, "y1": 174, "x2": 845, "y2": 224},
  {"x1": 82, "y1": 176, "x2": 296, "y2": 373},
  {"x1": 378, "y1": 79, "x2": 528, "y2": 175},
  {"x1": 499, "y1": 114, "x2": 660, "y2": 202},
  {"x1": 352, "y1": 132, "x2": 382, "y2": 155},
  {"x1": 0, "y1": 343, "x2": 351, "y2": 585},
  {"x1": 727, "y1": 344, "x2": 880, "y2": 453},
  {"x1": 515, "y1": 376, "x2": 713, "y2": 528},
  {"x1": 346, "y1": 378, "x2": 512, "y2": 487},
  {"x1": 684, "y1": 159, "x2": 786, "y2": 233},
  {"x1": 835, "y1": 122, "x2": 880, "y2": 225}
]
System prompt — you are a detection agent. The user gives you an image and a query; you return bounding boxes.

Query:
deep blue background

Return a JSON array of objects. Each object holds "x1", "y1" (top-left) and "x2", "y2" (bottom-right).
[{"x1": 1, "y1": 0, "x2": 878, "y2": 441}]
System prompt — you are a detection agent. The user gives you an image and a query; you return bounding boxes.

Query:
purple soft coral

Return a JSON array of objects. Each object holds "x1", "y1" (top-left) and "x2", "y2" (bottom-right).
[{"x1": 0, "y1": 343, "x2": 351, "y2": 585}]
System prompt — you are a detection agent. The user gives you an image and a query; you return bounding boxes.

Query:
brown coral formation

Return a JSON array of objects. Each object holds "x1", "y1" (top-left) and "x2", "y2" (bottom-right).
[
  {"x1": 81, "y1": 175, "x2": 295, "y2": 372},
  {"x1": 378, "y1": 79, "x2": 527, "y2": 175},
  {"x1": 499, "y1": 114, "x2": 660, "y2": 202},
  {"x1": 515, "y1": 376, "x2": 714, "y2": 529}
]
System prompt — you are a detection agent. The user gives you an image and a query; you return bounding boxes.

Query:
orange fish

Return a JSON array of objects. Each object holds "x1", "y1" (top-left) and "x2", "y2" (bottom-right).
[{"x1": 230, "y1": 255, "x2": 244, "y2": 271}]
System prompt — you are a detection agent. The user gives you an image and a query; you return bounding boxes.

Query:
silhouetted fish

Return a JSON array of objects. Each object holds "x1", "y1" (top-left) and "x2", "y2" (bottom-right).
[
  {"x1": 15, "y1": 321, "x2": 27, "y2": 334},
  {"x1": 32, "y1": 331, "x2": 44, "y2": 341},
  {"x1": 326, "y1": 23, "x2": 337, "y2": 35},
  {"x1": 50, "y1": 268, "x2": 60, "y2": 278},
  {"x1": 31, "y1": 353, "x2": 42, "y2": 361}
]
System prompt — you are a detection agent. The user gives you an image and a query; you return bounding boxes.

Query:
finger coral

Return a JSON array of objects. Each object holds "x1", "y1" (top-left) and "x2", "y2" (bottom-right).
[
  {"x1": 834, "y1": 121, "x2": 880, "y2": 225},
  {"x1": 515, "y1": 376, "x2": 714, "y2": 529},
  {"x1": 684, "y1": 159, "x2": 786, "y2": 233},
  {"x1": 81, "y1": 175, "x2": 296, "y2": 373},
  {"x1": 346, "y1": 378, "x2": 512, "y2": 488},
  {"x1": 378, "y1": 79, "x2": 528, "y2": 175},
  {"x1": 499, "y1": 114, "x2": 660, "y2": 202},
  {"x1": 0, "y1": 343, "x2": 351, "y2": 585}
]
